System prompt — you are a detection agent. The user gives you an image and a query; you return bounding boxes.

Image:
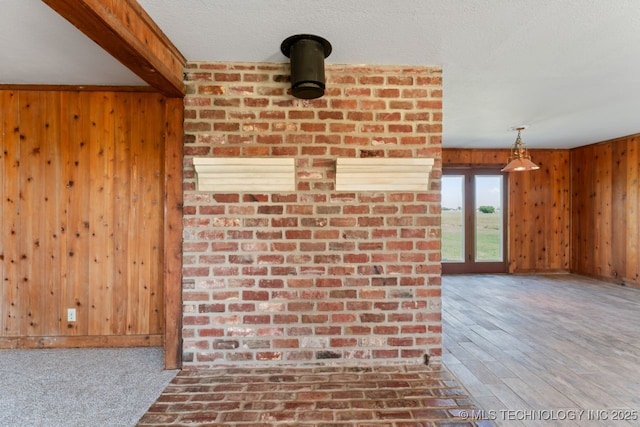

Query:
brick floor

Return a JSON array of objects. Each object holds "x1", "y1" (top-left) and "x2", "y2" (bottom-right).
[{"x1": 137, "y1": 365, "x2": 494, "y2": 426}]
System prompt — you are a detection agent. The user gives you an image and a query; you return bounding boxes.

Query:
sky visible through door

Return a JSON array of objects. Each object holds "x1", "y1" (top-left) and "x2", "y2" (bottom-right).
[{"x1": 442, "y1": 178, "x2": 502, "y2": 210}]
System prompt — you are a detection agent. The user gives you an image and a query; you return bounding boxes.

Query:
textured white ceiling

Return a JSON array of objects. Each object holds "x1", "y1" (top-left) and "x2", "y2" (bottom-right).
[
  {"x1": 3, "y1": 0, "x2": 640, "y2": 149},
  {"x1": 0, "y1": 0, "x2": 145, "y2": 86}
]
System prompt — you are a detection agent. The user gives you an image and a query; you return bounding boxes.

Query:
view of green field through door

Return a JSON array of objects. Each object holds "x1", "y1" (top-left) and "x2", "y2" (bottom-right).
[{"x1": 441, "y1": 169, "x2": 507, "y2": 274}]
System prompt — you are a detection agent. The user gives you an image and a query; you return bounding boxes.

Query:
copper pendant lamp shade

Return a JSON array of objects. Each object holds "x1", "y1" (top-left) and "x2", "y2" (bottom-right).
[{"x1": 501, "y1": 126, "x2": 540, "y2": 172}]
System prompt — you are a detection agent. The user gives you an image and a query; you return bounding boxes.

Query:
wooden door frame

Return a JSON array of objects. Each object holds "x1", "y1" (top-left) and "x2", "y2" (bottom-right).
[{"x1": 442, "y1": 168, "x2": 508, "y2": 274}]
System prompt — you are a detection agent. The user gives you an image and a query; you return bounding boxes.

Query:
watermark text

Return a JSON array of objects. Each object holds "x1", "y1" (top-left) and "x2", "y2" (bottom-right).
[{"x1": 459, "y1": 409, "x2": 639, "y2": 422}]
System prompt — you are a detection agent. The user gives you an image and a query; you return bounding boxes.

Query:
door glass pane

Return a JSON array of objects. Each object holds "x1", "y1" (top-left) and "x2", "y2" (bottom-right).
[
  {"x1": 441, "y1": 176, "x2": 464, "y2": 262},
  {"x1": 475, "y1": 175, "x2": 503, "y2": 261}
]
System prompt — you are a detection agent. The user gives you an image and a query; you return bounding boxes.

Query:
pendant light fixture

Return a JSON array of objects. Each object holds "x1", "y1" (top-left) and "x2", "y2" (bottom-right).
[{"x1": 501, "y1": 126, "x2": 540, "y2": 172}]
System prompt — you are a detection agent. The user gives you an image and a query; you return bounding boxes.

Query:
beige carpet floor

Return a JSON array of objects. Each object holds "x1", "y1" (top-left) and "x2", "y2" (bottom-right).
[{"x1": 0, "y1": 347, "x2": 177, "y2": 427}]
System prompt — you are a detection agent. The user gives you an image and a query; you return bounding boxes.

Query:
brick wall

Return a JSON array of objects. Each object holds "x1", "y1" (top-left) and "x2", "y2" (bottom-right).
[{"x1": 182, "y1": 62, "x2": 442, "y2": 368}]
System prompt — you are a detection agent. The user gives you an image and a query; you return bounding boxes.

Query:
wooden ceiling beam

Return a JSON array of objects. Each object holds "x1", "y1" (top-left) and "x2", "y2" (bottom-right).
[{"x1": 43, "y1": 0, "x2": 186, "y2": 97}]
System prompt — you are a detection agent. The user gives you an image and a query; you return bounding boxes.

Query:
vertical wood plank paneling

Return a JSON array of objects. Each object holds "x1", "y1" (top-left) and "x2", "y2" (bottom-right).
[
  {"x1": 144, "y1": 96, "x2": 164, "y2": 334},
  {"x1": 60, "y1": 92, "x2": 80, "y2": 335},
  {"x1": 43, "y1": 91, "x2": 63, "y2": 334},
  {"x1": 574, "y1": 145, "x2": 594, "y2": 273},
  {"x1": 584, "y1": 144, "x2": 596, "y2": 272},
  {"x1": 594, "y1": 144, "x2": 613, "y2": 278},
  {"x1": 625, "y1": 138, "x2": 639, "y2": 282},
  {"x1": 1, "y1": 91, "x2": 22, "y2": 336},
  {"x1": 19, "y1": 91, "x2": 40, "y2": 336},
  {"x1": 112, "y1": 92, "x2": 131, "y2": 336},
  {"x1": 571, "y1": 145, "x2": 588, "y2": 273},
  {"x1": 537, "y1": 150, "x2": 571, "y2": 270},
  {"x1": 555, "y1": 151, "x2": 571, "y2": 270},
  {"x1": 126, "y1": 96, "x2": 142, "y2": 336},
  {"x1": 103, "y1": 93, "x2": 117, "y2": 335},
  {"x1": 509, "y1": 168, "x2": 526, "y2": 269},
  {"x1": 0, "y1": 92, "x2": 5, "y2": 335},
  {"x1": 33, "y1": 92, "x2": 49, "y2": 335},
  {"x1": 510, "y1": 164, "x2": 536, "y2": 270},
  {"x1": 611, "y1": 139, "x2": 628, "y2": 280},
  {"x1": 1, "y1": 89, "x2": 167, "y2": 347},
  {"x1": 87, "y1": 92, "x2": 113, "y2": 335},
  {"x1": 137, "y1": 95, "x2": 152, "y2": 334},
  {"x1": 67, "y1": 92, "x2": 91, "y2": 336},
  {"x1": 570, "y1": 135, "x2": 640, "y2": 287},
  {"x1": 87, "y1": 92, "x2": 102, "y2": 335}
]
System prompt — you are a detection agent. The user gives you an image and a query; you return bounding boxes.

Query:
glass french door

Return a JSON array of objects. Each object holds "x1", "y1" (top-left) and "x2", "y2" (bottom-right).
[{"x1": 441, "y1": 169, "x2": 507, "y2": 274}]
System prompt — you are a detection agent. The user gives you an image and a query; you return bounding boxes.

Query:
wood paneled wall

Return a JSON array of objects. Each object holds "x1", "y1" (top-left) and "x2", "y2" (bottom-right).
[
  {"x1": 443, "y1": 148, "x2": 571, "y2": 273},
  {"x1": 571, "y1": 135, "x2": 640, "y2": 287},
  {"x1": 0, "y1": 89, "x2": 167, "y2": 348}
]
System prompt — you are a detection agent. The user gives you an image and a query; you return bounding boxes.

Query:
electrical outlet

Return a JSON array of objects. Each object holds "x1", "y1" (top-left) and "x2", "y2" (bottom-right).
[{"x1": 67, "y1": 308, "x2": 76, "y2": 322}]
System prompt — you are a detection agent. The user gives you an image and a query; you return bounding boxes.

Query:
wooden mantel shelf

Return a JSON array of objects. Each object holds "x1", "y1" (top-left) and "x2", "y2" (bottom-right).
[
  {"x1": 336, "y1": 158, "x2": 434, "y2": 191},
  {"x1": 193, "y1": 157, "x2": 296, "y2": 192}
]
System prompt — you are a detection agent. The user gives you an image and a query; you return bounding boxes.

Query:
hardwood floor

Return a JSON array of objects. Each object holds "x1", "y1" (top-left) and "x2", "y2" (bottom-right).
[{"x1": 443, "y1": 274, "x2": 640, "y2": 427}]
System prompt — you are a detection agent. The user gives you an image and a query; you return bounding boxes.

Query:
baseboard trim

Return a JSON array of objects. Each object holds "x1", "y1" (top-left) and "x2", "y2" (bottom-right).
[
  {"x1": 0, "y1": 334, "x2": 162, "y2": 349},
  {"x1": 568, "y1": 271, "x2": 640, "y2": 290}
]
